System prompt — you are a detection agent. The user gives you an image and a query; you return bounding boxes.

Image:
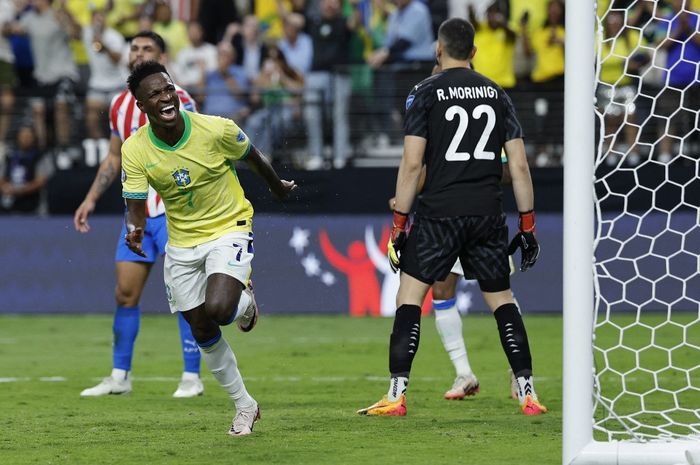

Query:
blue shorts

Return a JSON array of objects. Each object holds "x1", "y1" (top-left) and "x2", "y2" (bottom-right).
[{"x1": 115, "y1": 215, "x2": 168, "y2": 263}]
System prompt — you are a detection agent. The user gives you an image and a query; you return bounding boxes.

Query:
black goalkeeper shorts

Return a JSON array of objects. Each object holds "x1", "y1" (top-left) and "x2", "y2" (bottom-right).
[{"x1": 400, "y1": 213, "x2": 511, "y2": 285}]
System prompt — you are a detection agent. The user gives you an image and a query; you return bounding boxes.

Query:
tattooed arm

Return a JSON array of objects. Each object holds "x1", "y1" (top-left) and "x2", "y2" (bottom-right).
[{"x1": 73, "y1": 134, "x2": 123, "y2": 233}]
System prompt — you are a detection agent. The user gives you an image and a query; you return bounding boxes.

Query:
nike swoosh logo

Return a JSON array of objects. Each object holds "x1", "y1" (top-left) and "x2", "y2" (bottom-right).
[
  {"x1": 145, "y1": 162, "x2": 160, "y2": 169},
  {"x1": 227, "y1": 261, "x2": 237, "y2": 266}
]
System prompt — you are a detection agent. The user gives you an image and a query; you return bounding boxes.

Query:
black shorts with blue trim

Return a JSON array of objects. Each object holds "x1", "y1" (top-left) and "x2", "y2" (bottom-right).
[{"x1": 399, "y1": 213, "x2": 510, "y2": 285}]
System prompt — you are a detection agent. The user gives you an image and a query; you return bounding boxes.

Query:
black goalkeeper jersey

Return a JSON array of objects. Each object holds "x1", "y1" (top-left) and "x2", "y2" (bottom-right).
[{"x1": 403, "y1": 67, "x2": 523, "y2": 217}]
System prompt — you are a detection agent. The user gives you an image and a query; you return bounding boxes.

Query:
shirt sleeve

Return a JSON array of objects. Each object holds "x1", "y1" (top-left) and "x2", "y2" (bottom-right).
[
  {"x1": 501, "y1": 90, "x2": 524, "y2": 141},
  {"x1": 121, "y1": 142, "x2": 148, "y2": 200},
  {"x1": 219, "y1": 118, "x2": 252, "y2": 161},
  {"x1": 403, "y1": 83, "x2": 430, "y2": 139}
]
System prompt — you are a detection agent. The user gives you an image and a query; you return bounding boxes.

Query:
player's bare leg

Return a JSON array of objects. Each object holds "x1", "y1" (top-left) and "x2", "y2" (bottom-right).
[
  {"x1": 204, "y1": 273, "x2": 257, "y2": 331},
  {"x1": 358, "y1": 273, "x2": 431, "y2": 416},
  {"x1": 482, "y1": 288, "x2": 547, "y2": 416},
  {"x1": 433, "y1": 273, "x2": 479, "y2": 400},
  {"x1": 183, "y1": 289, "x2": 259, "y2": 436}
]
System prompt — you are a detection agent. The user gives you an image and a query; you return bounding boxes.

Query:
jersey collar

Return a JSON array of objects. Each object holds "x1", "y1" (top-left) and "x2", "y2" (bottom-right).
[{"x1": 148, "y1": 110, "x2": 192, "y2": 151}]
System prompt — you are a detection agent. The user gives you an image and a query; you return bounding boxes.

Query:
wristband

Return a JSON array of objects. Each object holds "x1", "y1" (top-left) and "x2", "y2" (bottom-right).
[
  {"x1": 392, "y1": 210, "x2": 408, "y2": 229},
  {"x1": 519, "y1": 210, "x2": 536, "y2": 233}
]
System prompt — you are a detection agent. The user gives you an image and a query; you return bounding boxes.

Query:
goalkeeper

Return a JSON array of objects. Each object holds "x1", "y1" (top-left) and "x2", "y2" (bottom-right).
[
  {"x1": 358, "y1": 17, "x2": 546, "y2": 417},
  {"x1": 390, "y1": 150, "x2": 524, "y2": 402}
]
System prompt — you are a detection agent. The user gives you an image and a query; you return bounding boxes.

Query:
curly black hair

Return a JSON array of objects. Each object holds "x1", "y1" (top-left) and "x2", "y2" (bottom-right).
[{"x1": 127, "y1": 61, "x2": 169, "y2": 97}]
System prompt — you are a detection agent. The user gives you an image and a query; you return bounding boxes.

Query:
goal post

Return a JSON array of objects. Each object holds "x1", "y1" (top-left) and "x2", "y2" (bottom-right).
[{"x1": 563, "y1": 1, "x2": 700, "y2": 464}]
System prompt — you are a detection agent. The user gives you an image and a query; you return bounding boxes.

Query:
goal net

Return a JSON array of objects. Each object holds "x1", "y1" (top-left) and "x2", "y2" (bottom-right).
[
  {"x1": 564, "y1": 0, "x2": 700, "y2": 464},
  {"x1": 594, "y1": 0, "x2": 699, "y2": 441}
]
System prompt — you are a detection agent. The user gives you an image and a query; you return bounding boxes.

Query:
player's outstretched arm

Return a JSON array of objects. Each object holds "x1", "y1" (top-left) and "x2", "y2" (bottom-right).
[
  {"x1": 504, "y1": 138, "x2": 539, "y2": 271},
  {"x1": 73, "y1": 134, "x2": 123, "y2": 233},
  {"x1": 244, "y1": 145, "x2": 297, "y2": 200},
  {"x1": 124, "y1": 199, "x2": 147, "y2": 258}
]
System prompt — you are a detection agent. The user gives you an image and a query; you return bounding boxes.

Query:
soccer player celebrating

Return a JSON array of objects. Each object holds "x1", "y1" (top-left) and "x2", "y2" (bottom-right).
[
  {"x1": 121, "y1": 61, "x2": 296, "y2": 435},
  {"x1": 75, "y1": 32, "x2": 204, "y2": 398},
  {"x1": 358, "y1": 18, "x2": 547, "y2": 417}
]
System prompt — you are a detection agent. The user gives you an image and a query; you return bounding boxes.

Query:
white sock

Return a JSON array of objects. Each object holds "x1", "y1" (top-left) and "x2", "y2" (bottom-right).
[
  {"x1": 181, "y1": 371, "x2": 199, "y2": 381},
  {"x1": 387, "y1": 376, "x2": 408, "y2": 401},
  {"x1": 232, "y1": 291, "x2": 252, "y2": 322},
  {"x1": 516, "y1": 376, "x2": 537, "y2": 403},
  {"x1": 199, "y1": 337, "x2": 255, "y2": 410},
  {"x1": 434, "y1": 300, "x2": 472, "y2": 377},
  {"x1": 111, "y1": 368, "x2": 129, "y2": 381}
]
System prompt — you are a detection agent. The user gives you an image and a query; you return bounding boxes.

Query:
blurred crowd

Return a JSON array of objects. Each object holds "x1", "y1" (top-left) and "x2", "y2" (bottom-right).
[{"x1": 0, "y1": 0, "x2": 697, "y2": 214}]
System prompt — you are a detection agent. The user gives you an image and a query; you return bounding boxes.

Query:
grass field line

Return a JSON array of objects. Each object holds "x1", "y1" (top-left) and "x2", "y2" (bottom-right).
[{"x1": 0, "y1": 374, "x2": 555, "y2": 384}]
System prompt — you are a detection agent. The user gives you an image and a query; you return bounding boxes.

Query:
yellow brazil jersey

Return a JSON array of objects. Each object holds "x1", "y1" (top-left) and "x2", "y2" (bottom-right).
[
  {"x1": 121, "y1": 111, "x2": 253, "y2": 248},
  {"x1": 531, "y1": 26, "x2": 565, "y2": 83},
  {"x1": 473, "y1": 25, "x2": 516, "y2": 89}
]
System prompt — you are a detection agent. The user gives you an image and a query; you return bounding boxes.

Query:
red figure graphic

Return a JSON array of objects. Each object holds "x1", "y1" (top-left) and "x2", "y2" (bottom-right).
[{"x1": 319, "y1": 229, "x2": 381, "y2": 317}]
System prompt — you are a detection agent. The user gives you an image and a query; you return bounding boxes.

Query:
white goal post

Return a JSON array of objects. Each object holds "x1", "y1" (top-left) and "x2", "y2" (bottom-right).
[{"x1": 563, "y1": 1, "x2": 700, "y2": 464}]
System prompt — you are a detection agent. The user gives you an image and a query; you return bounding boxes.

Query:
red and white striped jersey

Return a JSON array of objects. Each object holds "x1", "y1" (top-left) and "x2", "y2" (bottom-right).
[{"x1": 110, "y1": 84, "x2": 196, "y2": 217}]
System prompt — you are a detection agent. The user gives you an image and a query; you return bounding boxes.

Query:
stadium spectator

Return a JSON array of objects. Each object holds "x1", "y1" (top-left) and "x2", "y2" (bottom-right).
[
  {"x1": 6, "y1": 0, "x2": 34, "y2": 91},
  {"x1": 197, "y1": 0, "x2": 242, "y2": 44},
  {"x1": 597, "y1": 10, "x2": 645, "y2": 165},
  {"x1": 447, "y1": 0, "x2": 497, "y2": 21},
  {"x1": 172, "y1": 21, "x2": 217, "y2": 104},
  {"x1": 302, "y1": 0, "x2": 361, "y2": 170},
  {"x1": 152, "y1": 0, "x2": 190, "y2": 60},
  {"x1": 81, "y1": 9, "x2": 128, "y2": 140},
  {"x1": 244, "y1": 44, "x2": 304, "y2": 156},
  {"x1": 656, "y1": 0, "x2": 699, "y2": 163},
  {"x1": 199, "y1": 41, "x2": 250, "y2": 121},
  {"x1": 520, "y1": 0, "x2": 565, "y2": 165},
  {"x1": 257, "y1": 0, "x2": 305, "y2": 40},
  {"x1": 227, "y1": 15, "x2": 269, "y2": 82},
  {"x1": 470, "y1": 2, "x2": 516, "y2": 89},
  {"x1": 0, "y1": 0, "x2": 17, "y2": 151},
  {"x1": 7, "y1": 0, "x2": 80, "y2": 150},
  {"x1": 0, "y1": 124, "x2": 52, "y2": 214},
  {"x1": 367, "y1": 0, "x2": 435, "y2": 143},
  {"x1": 522, "y1": 0, "x2": 564, "y2": 86},
  {"x1": 366, "y1": 0, "x2": 434, "y2": 69},
  {"x1": 106, "y1": 0, "x2": 148, "y2": 39},
  {"x1": 278, "y1": 12, "x2": 313, "y2": 75}
]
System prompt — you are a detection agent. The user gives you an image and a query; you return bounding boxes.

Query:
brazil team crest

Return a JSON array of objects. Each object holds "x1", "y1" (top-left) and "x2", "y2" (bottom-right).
[{"x1": 172, "y1": 168, "x2": 191, "y2": 187}]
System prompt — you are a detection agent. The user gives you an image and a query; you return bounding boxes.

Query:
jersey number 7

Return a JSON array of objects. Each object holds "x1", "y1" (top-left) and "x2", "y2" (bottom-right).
[{"x1": 444, "y1": 104, "x2": 496, "y2": 161}]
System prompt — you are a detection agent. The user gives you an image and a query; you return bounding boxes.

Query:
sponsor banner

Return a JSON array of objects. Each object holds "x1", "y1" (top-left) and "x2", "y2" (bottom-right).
[{"x1": 0, "y1": 214, "x2": 570, "y2": 315}]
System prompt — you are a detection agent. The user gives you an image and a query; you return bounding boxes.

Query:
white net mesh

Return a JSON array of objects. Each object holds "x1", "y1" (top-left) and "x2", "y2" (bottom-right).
[{"x1": 593, "y1": 0, "x2": 700, "y2": 441}]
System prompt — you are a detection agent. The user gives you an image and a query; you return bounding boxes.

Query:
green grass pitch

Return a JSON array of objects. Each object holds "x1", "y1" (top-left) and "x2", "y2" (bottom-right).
[{"x1": 2, "y1": 314, "x2": 563, "y2": 464}]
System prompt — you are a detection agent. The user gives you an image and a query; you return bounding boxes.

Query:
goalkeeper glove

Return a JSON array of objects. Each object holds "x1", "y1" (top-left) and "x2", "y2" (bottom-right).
[
  {"x1": 508, "y1": 210, "x2": 540, "y2": 272},
  {"x1": 387, "y1": 210, "x2": 409, "y2": 273}
]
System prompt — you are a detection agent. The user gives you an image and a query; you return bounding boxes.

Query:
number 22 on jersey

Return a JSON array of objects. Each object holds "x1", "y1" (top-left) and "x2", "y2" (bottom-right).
[{"x1": 444, "y1": 104, "x2": 496, "y2": 161}]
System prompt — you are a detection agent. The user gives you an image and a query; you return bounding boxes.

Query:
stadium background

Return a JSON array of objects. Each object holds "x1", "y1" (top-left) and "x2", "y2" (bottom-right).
[{"x1": 0, "y1": 0, "x2": 696, "y2": 317}]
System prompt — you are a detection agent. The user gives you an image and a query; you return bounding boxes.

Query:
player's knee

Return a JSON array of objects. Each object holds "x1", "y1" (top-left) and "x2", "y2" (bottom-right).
[
  {"x1": 432, "y1": 284, "x2": 454, "y2": 301},
  {"x1": 115, "y1": 285, "x2": 139, "y2": 307},
  {"x1": 204, "y1": 295, "x2": 236, "y2": 326}
]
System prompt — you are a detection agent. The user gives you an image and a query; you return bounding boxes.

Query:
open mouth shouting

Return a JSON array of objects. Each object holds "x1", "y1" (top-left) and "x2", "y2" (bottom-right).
[{"x1": 159, "y1": 103, "x2": 178, "y2": 123}]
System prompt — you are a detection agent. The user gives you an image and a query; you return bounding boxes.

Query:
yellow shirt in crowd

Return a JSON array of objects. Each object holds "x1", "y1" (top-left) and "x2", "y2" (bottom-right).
[
  {"x1": 598, "y1": 30, "x2": 641, "y2": 86},
  {"x1": 530, "y1": 25, "x2": 565, "y2": 82},
  {"x1": 473, "y1": 24, "x2": 516, "y2": 89},
  {"x1": 122, "y1": 111, "x2": 254, "y2": 248}
]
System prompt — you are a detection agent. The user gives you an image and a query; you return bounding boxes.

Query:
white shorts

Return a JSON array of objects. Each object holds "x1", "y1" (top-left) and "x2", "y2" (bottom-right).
[{"x1": 164, "y1": 231, "x2": 254, "y2": 313}]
